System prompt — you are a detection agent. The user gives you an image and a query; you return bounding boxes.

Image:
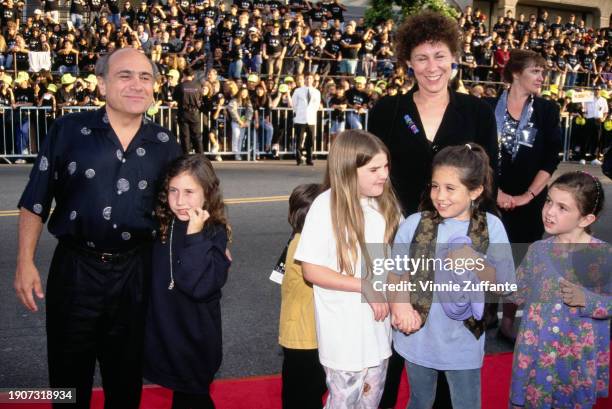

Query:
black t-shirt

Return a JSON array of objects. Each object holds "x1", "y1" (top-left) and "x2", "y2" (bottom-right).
[
  {"x1": 582, "y1": 53, "x2": 595, "y2": 72},
  {"x1": 0, "y1": 91, "x2": 12, "y2": 106},
  {"x1": 252, "y1": 0, "x2": 266, "y2": 10},
  {"x1": 174, "y1": 79, "x2": 203, "y2": 114},
  {"x1": 203, "y1": 6, "x2": 218, "y2": 21},
  {"x1": 341, "y1": 33, "x2": 360, "y2": 59},
  {"x1": 346, "y1": 88, "x2": 369, "y2": 107},
  {"x1": 230, "y1": 43, "x2": 245, "y2": 61},
  {"x1": 268, "y1": 0, "x2": 281, "y2": 11},
  {"x1": 247, "y1": 38, "x2": 262, "y2": 55},
  {"x1": 15, "y1": 51, "x2": 30, "y2": 70},
  {"x1": 566, "y1": 54, "x2": 580, "y2": 68},
  {"x1": 184, "y1": 12, "x2": 199, "y2": 25},
  {"x1": 477, "y1": 47, "x2": 493, "y2": 65},
  {"x1": 280, "y1": 27, "x2": 293, "y2": 43},
  {"x1": 14, "y1": 87, "x2": 36, "y2": 104},
  {"x1": 219, "y1": 27, "x2": 234, "y2": 49},
  {"x1": 136, "y1": 10, "x2": 148, "y2": 24},
  {"x1": 461, "y1": 51, "x2": 475, "y2": 65},
  {"x1": 233, "y1": 25, "x2": 247, "y2": 40},
  {"x1": 595, "y1": 47, "x2": 608, "y2": 62},
  {"x1": 329, "y1": 95, "x2": 347, "y2": 121},
  {"x1": 361, "y1": 38, "x2": 376, "y2": 55},
  {"x1": 106, "y1": 0, "x2": 119, "y2": 13},
  {"x1": 89, "y1": 0, "x2": 102, "y2": 12},
  {"x1": 556, "y1": 55, "x2": 566, "y2": 70},
  {"x1": 309, "y1": 8, "x2": 326, "y2": 23},
  {"x1": 306, "y1": 43, "x2": 323, "y2": 59},
  {"x1": 29, "y1": 37, "x2": 43, "y2": 51},
  {"x1": 264, "y1": 33, "x2": 283, "y2": 54},
  {"x1": 326, "y1": 3, "x2": 344, "y2": 22},
  {"x1": 70, "y1": 0, "x2": 86, "y2": 14},
  {"x1": 1, "y1": 4, "x2": 17, "y2": 24},
  {"x1": 528, "y1": 37, "x2": 542, "y2": 52},
  {"x1": 235, "y1": 0, "x2": 251, "y2": 11},
  {"x1": 45, "y1": 0, "x2": 60, "y2": 11},
  {"x1": 80, "y1": 53, "x2": 97, "y2": 72},
  {"x1": 324, "y1": 39, "x2": 341, "y2": 58}
]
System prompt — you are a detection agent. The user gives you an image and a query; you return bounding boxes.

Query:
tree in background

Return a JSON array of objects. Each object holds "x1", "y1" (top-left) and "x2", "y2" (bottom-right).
[{"x1": 365, "y1": 0, "x2": 459, "y2": 27}]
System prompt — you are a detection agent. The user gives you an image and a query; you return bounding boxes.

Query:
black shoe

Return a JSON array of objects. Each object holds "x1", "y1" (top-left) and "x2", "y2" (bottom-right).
[{"x1": 306, "y1": 161, "x2": 314, "y2": 166}]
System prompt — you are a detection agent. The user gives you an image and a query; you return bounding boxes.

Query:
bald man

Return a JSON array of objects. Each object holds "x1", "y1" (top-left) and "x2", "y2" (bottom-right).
[{"x1": 15, "y1": 48, "x2": 181, "y2": 408}]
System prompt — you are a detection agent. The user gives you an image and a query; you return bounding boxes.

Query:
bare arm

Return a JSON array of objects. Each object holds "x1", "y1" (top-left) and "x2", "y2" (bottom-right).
[
  {"x1": 14, "y1": 208, "x2": 45, "y2": 312},
  {"x1": 302, "y1": 261, "x2": 361, "y2": 292}
]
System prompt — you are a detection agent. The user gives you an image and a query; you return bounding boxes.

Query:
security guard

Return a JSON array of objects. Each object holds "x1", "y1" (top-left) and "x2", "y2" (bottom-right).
[
  {"x1": 14, "y1": 48, "x2": 181, "y2": 409},
  {"x1": 174, "y1": 66, "x2": 204, "y2": 154}
]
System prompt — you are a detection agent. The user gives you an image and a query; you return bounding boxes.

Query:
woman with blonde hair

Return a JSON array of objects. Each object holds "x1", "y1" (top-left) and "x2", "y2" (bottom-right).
[{"x1": 294, "y1": 130, "x2": 403, "y2": 408}]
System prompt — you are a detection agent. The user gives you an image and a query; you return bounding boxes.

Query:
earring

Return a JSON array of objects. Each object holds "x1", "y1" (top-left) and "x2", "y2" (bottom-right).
[
  {"x1": 451, "y1": 62, "x2": 458, "y2": 70},
  {"x1": 407, "y1": 67, "x2": 414, "y2": 76}
]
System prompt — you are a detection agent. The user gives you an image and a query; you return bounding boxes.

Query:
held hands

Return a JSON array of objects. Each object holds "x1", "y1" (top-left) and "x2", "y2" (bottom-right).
[
  {"x1": 497, "y1": 190, "x2": 516, "y2": 210},
  {"x1": 390, "y1": 302, "x2": 422, "y2": 334},
  {"x1": 559, "y1": 278, "x2": 586, "y2": 307},
  {"x1": 186, "y1": 207, "x2": 210, "y2": 235},
  {"x1": 14, "y1": 261, "x2": 44, "y2": 312}
]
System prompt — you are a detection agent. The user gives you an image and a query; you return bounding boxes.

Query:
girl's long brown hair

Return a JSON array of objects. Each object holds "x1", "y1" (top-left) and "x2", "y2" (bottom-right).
[
  {"x1": 324, "y1": 130, "x2": 402, "y2": 278},
  {"x1": 156, "y1": 154, "x2": 231, "y2": 243}
]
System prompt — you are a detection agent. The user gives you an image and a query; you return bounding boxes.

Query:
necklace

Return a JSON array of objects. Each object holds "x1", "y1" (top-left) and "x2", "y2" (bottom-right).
[{"x1": 168, "y1": 218, "x2": 175, "y2": 290}]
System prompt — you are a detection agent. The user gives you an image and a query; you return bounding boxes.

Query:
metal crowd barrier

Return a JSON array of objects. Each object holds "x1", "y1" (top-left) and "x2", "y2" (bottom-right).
[
  {"x1": 0, "y1": 106, "x2": 589, "y2": 163},
  {"x1": 0, "y1": 105, "x2": 369, "y2": 162}
]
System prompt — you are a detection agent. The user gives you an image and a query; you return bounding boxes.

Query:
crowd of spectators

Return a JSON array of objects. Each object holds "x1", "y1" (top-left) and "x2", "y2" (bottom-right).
[
  {"x1": 457, "y1": 6, "x2": 612, "y2": 89},
  {"x1": 0, "y1": 0, "x2": 611, "y2": 161}
]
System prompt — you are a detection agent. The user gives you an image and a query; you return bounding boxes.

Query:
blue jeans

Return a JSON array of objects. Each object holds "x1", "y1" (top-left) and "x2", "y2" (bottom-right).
[
  {"x1": 70, "y1": 13, "x2": 84, "y2": 28},
  {"x1": 259, "y1": 119, "x2": 273, "y2": 149},
  {"x1": 14, "y1": 115, "x2": 30, "y2": 155},
  {"x1": 566, "y1": 71, "x2": 578, "y2": 87},
  {"x1": 330, "y1": 120, "x2": 345, "y2": 134},
  {"x1": 229, "y1": 60, "x2": 243, "y2": 79},
  {"x1": 247, "y1": 55, "x2": 263, "y2": 74},
  {"x1": 59, "y1": 65, "x2": 79, "y2": 75},
  {"x1": 231, "y1": 121, "x2": 248, "y2": 159},
  {"x1": 109, "y1": 13, "x2": 121, "y2": 28},
  {"x1": 406, "y1": 361, "x2": 481, "y2": 409},
  {"x1": 340, "y1": 59, "x2": 357, "y2": 75},
  {"x1": 346, "y1": 112, "x2": 363, "y2": 130}
]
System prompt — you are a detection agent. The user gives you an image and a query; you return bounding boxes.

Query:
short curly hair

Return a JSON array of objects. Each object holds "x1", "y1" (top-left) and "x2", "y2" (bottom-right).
[{"x1": 395, "y1": 11, "x2": 462, "y2": 69}]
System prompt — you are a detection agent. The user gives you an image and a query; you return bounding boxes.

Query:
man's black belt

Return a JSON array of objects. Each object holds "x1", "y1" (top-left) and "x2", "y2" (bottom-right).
[{"x1": 60, "y1": 240, "x2": 145, "y2": 263}]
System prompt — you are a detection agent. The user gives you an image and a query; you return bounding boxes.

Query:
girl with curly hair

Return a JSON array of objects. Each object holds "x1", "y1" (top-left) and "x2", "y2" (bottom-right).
[{"x1": 144, "y1": 154, "x2": 231, "y2": 409}]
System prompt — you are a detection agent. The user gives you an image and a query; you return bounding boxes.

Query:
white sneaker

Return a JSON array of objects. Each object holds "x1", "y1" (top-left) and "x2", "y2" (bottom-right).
[
  {"x1": 215, "y1": 155, "x2": 223, "y2": 162},
  {"x1": 591, "y1": 159, "x2": 602, "y2": 166},
  {"x1": 579, "y1": 159, "x2": 586, "y2": 165}
]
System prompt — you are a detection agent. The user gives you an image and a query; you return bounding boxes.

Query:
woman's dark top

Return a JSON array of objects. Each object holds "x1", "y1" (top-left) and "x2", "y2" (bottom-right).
[
  {"x1": 144, "y1": 220, "x2": 230, "y2": 393},
  {"x1": 368, "y1": 88, "x2": 498, "y2": 216},
  {"x1": 484, "y1": 95, "x2": 562, "y2": 243}
]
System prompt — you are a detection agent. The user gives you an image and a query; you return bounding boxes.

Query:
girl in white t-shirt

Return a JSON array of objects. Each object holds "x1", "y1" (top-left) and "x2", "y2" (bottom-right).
[{"x1": 294, "y1": 130, "x2": 402, "y2": 409}]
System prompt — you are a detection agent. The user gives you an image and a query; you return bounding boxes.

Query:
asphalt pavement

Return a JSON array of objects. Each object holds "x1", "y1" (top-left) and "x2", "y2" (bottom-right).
[{"x1": 1, "y1": 160, "x2": 610, "y2": 389}]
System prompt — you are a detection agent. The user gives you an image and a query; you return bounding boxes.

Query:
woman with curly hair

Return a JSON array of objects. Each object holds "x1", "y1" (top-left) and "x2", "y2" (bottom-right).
[
  {"x1": 144, "y1": 154, "x2": 232, "y2": 409},
  {"x1": 367, "y1": 10, "x2": 499, "y2": 409}
]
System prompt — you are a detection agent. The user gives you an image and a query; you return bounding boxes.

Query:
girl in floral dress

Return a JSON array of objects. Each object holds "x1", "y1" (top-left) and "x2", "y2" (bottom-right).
[{"x1": 509, "y1": 171, "x2": 611, "y2": 409}]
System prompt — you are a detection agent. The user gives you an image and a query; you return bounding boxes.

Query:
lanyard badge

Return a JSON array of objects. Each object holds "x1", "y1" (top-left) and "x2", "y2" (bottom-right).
[{"x1": 404, "y1": 114, "x2": 420, "y2": 134}]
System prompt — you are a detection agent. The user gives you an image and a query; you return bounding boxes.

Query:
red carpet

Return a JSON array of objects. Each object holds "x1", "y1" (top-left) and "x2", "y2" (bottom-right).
[{"x1": 1, "y1": 352, "x2": 610, "y2": 408}]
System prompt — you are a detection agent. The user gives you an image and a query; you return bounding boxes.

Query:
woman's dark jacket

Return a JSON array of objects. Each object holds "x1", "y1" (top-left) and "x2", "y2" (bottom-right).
[{"x1": 368, "y1": 87, "x2": 499, "y2": 216}]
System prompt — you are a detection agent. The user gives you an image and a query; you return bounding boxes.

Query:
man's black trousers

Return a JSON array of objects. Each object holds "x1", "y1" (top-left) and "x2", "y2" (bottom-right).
[{"x1": 46, "y1": 242, "x2": 151, "y2": 409}]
